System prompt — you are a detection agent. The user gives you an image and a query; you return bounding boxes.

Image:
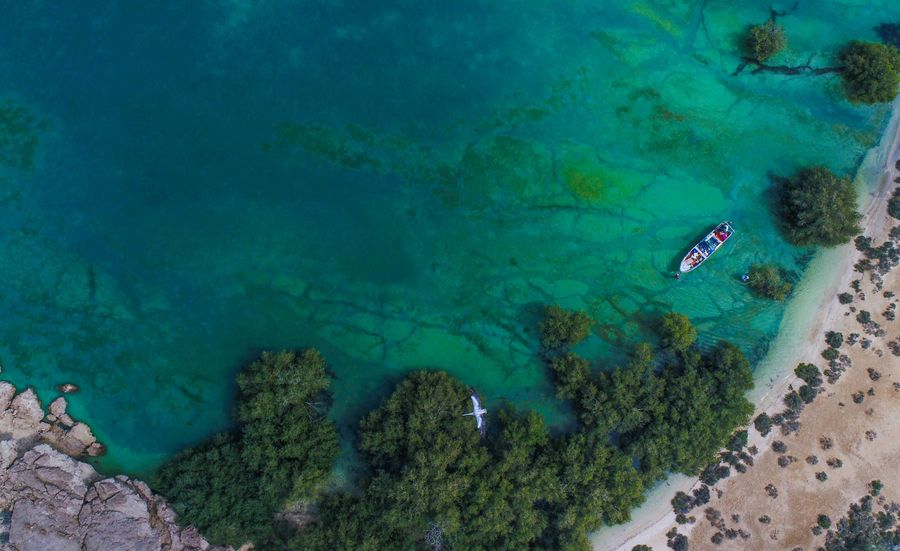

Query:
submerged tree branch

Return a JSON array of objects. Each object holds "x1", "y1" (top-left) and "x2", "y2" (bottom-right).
[{"x1": 733, "y1": 53, "x2": 843, "y2": 77}]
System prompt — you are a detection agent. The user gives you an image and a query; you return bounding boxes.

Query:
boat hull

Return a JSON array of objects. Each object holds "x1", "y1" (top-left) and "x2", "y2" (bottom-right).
[{"x1": 679, "y1": 222, "x2": 734, "y2": 273}]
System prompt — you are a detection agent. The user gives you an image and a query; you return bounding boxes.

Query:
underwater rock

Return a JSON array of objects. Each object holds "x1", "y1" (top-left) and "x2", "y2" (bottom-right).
[{"x1": 56, "y1": 383, "x2": 80, "y2": 394}]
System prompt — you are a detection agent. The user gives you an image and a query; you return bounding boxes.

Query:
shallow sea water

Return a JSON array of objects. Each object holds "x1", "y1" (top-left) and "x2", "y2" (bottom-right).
[{"x1": 0, "y1": 1, "x2": 898, "y2": 475}]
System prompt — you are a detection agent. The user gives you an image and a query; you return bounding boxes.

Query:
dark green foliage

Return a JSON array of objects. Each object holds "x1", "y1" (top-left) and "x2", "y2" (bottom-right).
[
  {"x1": 297, "y1": 313, "x2": 754, "y2": 550},
  {"x1": 816, "y1": 471, "x2": 828, "y2": 481},
  {"x1": 870, "y1": 480, "x2": 883, "y2": 496},
  {"x1": 237, "y1": 350, "x2": 341, "y2": 502},
  {"x1": 784, "y1": 391, "x2": 803, "y2": 411},
  {"x1": 658, "y1": 312, "x2": 697, "y2": 352},
  {"x1": 669, "y1": 533, "x2": 689, "y2": 551},
  {"x1": 746, "y1": 264, "x2": 793, "y2": 301},
  {"x1": 540, "y1": 305, "x2": 592, "y2": 349},
  {"x1": 772, "y1": 440, "x2": 787, "y2": 453},
  {"x1": 795, "y1": 363, "x2": 823, "y2": 387},
  {"x1": 548, "y1": 353, "x2": 591, "y2": 400},
  {"x1": 822, "y1": 348, "x2": 839, "y2": 361},
  {"x1": 553, "y1": 314, "x2": 753, "y2": 485},
  {"x1": 726, "y1": 430, "x2": 748, "y2": 452},
  {"x1": 699, "y1": 463, "x2": 731, "y2": 485},
  {"x1": 632, "y1": 546, "x2": 653, "y2": 551},
  {"x1": 295, "y1": 371, "x2": 645, "y2": 551},
  {"x1": 154, "y1": 434, "x2": 272, "y2": 545},
  {"x1": 825, "y1": 331, "x2": 844, "y2": 349},
  {"x1": 799, "y1": 385, "x2": 817, "y2": 404},
  {"x1": 779, "y1": 167, "x2": 861, "y2": 247},
  {"x1": 838, "y1": 292, "x2": 854, "y2": 304},
  {"x1": 889, "y1": 188, "x2": 900, "y2": 220},
  {"x1": 155, "y1": 349, "x2": 340, "y2": 548},
  {"x1": 672, "y1": 492, "x2": 693, "y2": 515},
  {"x1": 824, "y1": 492, "x2": 900, "y2": 550},
  {"x1": 754, "y1": 412, "x2": 772, "y2": 436},
  {"x1": 857, "y1": 310, "x2": 872, "y2": 324},
  {"x1": 839, "y1": 41, "x2": 900, "y2": 104},
  {"x1": 746, "y1": 20, "x2": 786, "y2": 62}
]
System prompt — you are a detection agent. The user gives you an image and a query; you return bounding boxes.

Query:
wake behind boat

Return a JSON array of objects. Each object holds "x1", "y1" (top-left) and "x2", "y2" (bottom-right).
[{"x1": 679, "y1": 222, "x2": 734, "y2": 273}]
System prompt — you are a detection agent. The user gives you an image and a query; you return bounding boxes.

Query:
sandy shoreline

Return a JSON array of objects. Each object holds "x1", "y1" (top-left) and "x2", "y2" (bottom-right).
[{"x1": 594, "y1": 97, "x2": 900, "y2": 551}]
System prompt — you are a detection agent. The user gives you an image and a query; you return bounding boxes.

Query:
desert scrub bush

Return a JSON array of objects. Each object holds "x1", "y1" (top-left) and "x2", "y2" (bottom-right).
[{"x1": 754, "y1": 412, "x2": 772, "y2": 436}]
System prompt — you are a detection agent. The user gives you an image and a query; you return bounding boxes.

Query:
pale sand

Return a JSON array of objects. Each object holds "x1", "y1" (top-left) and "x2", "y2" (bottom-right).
[{"x1": 595, "y1": 97, "x2": 900, "y2": 551}]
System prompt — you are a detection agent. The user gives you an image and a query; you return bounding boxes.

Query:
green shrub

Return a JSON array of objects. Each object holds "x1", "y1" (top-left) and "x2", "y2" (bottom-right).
[
  {"x1": 824, "y1": 491, "x2": 899, "y2": 549},
  {"x1": 869, "y1": 479, "x2": 883, "y2": 496},
  {"x1": 799, "y1": 384, "x2": 817, "y2": 404},
  {"x1": 540, "y1": 305, "x2": 592, "y2": 349},
  {"x1": 825, "y1": 331, "x2": 844, "y2": 349},
  {"x1": 821, "y1": 347, "x2": 839, "y2": 361},
  {"x1": 747, "y1": 264, "x2": 793, "y2": 301},
  {"x1": 154, "y1": 349, "x2": 340, "y2": 547},
  {"x1": 754, "y1": 412, "x2": 772, "y2": 436},
  {"x1": 839, "y1": 41, "x2": 900, "y2": 104},
  {"x1": 746, "y1": 20, "x2": 786, "y2": 62},
  {"x1": 779, "y1": 167, "x2": 861, "y2": 247},
  {"x1": 838, "y1": 292, "x2": 854, "y2": 304},
  {"x1": 889, "y1": 188, "x2": 900, "y2": 220},
  {"x1": 794, "y1": 363, "x2": 822, "y2": 386},
  {"x1": 658, "y1": 312, "x2": 698, "y2": 351}
]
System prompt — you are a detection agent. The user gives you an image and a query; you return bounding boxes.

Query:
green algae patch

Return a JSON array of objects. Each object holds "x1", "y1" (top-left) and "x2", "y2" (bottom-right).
[
  {"x1": 0, "y1": 99, "x2": 46, "y2": 170},
  {"x1": 630, "y1": 2, "x2": 684, "y2": 38},
  {"x1": 558, "y1": 144, "x2": 645, "y2": 204}
]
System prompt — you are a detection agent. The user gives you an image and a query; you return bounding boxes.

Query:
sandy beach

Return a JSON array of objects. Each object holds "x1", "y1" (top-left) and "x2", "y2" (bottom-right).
[{"x1": 596, "y1": 98, "x2": 900, "y2": 551}]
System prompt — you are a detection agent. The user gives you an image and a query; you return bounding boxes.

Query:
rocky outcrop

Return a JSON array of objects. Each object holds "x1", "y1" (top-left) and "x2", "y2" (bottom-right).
[
  {"x1": 0, "y1": 382, "x2": 233, "y2": 551},
  {"x1": 0, "y1": 383, "x2": 96, "y2": 456}
]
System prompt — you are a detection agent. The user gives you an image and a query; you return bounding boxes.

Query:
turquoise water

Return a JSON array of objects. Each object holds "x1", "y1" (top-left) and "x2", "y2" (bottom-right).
[{"x1": 0, "y1": 1, "x2": 897, "y2": 475}]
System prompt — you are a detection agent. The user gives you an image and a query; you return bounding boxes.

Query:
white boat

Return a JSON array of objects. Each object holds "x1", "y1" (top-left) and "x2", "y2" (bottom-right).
[{"x1": 679, "y1": 222, "x2": 734, "y2": 273}]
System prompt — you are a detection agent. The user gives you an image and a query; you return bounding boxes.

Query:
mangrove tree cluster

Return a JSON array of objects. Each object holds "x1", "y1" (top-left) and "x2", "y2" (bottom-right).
[
  {"x1": 778, "y1": 166, "x2": 861, "y2": 247},
  {"x1": 153, "y1": 350, "x2": 340, "y2": 547},
  {"x1": 155, "y1": 309, "x2": 754, "y2": 551}
]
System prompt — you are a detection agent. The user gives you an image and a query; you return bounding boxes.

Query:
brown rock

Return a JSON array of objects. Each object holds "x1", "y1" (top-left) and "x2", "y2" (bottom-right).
[
  {"x1": 49, "y1": 396, "x2": 68, "y2": 418},
  {"x1": 56, "y1": 383, "x2": 80, "y2": 394},
  {"x1": 86, "y1": 442, "x2": 107, "y2": 457},
  {"x1": 0, "y1": 380, "x2": 15, "y2": 410}
]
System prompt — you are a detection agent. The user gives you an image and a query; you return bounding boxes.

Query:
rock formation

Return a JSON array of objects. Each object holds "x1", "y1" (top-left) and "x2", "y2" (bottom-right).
[{"x1": 0, "y1": 382, "x2": 231, "y2": 551}]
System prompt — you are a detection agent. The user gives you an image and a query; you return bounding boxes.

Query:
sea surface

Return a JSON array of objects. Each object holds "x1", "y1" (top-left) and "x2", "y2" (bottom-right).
[{"x1": 0, "y1": 1, "x2": 898, "y2": 475}]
